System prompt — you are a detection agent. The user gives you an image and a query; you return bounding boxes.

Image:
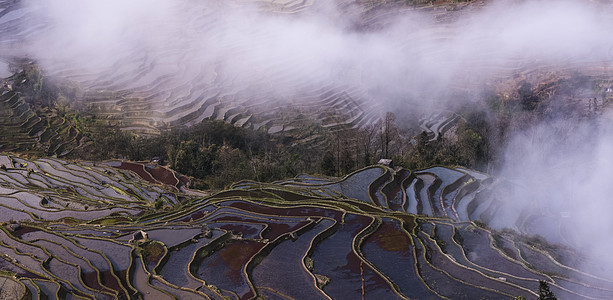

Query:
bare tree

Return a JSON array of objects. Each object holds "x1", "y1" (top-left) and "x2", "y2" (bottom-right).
[
  {"x1": 357, "y1": 124, "x2": 377, "y2": 166},
  {"x1": 377, "y1": 112, "x2": 398, "y2": 158}
]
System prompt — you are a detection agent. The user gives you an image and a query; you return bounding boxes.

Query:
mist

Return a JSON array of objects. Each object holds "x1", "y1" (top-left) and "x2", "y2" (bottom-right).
[
  {"x1": 491, "y1": 112, "x2": 613, "y2": 276},
  {"x1": 2, "y1": 0, "x2": 613, "y2": 287},
  {"x1": 2, "y1": 0, "x2": 611, "y2": 112},
  {"x1": 7, "y1": 0, "x2": 613, "y2": 260},
  {"x1": 0, "y1": 59, "x2": 9, "y2": 78}
]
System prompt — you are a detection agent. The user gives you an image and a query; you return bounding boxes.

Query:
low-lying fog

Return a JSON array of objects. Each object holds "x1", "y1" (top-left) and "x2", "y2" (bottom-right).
[
  {"x1": 494, "y1": 111, "x2": 613, "y2": 276},
  {"x1": 0, "y1": 60, "x2": 9, "y2": 78},
  {"x1": 4, "y1": 0, "x2": 613, "y2": 275},
  {"x1": 7, "y1": 0, "x2": 613, "y2": 109}
]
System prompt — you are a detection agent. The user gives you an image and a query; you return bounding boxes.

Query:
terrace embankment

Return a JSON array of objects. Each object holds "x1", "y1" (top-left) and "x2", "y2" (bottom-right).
[{"x1": 0, "y1": 153, "x2": 608, "y2": 298}]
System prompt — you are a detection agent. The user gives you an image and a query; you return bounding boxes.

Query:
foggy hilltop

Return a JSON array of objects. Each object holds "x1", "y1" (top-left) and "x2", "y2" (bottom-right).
[
  {"x1": 3, "y1": 0, "x2": 613, "y2": 128},
  {"x1": 1, "y1": 0, "x2": 613, "y2": 299}
]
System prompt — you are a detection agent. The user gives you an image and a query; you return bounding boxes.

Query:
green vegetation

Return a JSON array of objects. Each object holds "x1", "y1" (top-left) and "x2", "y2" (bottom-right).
[
  {"x1": 2, "y1": 61, "x2": 564, "y2": 191},
  {"x1": 406, "y1": 124, "x2": 489, "y2": 171},
  {"x1": 0, "y1": 152, "x2": 596, "y2": 299},
  {"x1": 1, "y1": 1, "x2": 612, "y2": 299},
  {"x1": 67, "y1": 110, "x2": 494, "y2": 189},
  {"x1": 154, "y1": 198, "x2": 164, "y2": 210},
  {"x1": 1, "y1": 63, "x2": 500, "y2": 189},
  {"x1": 538, "y1": 281, "x2": 557, "y2": 300}
]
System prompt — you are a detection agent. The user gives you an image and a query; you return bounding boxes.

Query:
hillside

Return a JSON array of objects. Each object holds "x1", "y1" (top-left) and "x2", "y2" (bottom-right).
[
  {"x1": 1, "y1": 154, "x2": 610, "y2": 299},
  {"x1": 2, "y1": 0, "x2": 613, "y2": 299}
]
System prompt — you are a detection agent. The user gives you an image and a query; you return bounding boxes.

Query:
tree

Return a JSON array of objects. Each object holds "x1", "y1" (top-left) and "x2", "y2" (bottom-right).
[
  {"x1": 172, "y1": 140, "x2": 198, "y2": 176},
  {"x1": 340, "y1": 148, "x2": 354, "y2": 175},
  {"x1": 415, "y1": 131, "x2": 434, "y2": 165},
  {"x1": 456, "y1": 124, "x2": 483, "y2": 167},
  {"x1": 358, "y1": 124, "x2": 377, "y2": 167},
  {"x1": 378, "y1": 112, "x2": 398, "y2": 158},
  {"x1": 321, "y1": 151, "x2": 336, "y2": 176},
  {"x1": 281, "y1": 153, "x2": 299, "y2": 178},
  {"x1": 209, "y1": 144, "x2": 251, "y2": 188},
  {"x1": 538, "y1": 281, "x2": 557, "y2": 300},
  {"x1": 154, "y1": 198, "x2": 164, "y2": 210}
]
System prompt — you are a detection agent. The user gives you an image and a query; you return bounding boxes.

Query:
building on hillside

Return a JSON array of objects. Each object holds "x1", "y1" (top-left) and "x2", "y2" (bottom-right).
[{"x1": 377, "y1": 159, "x2": 393, "y2": 168}]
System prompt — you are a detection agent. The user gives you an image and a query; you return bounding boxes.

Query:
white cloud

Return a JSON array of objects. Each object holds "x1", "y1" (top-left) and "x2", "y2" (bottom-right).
[{"x1": 8, "y1": 0, "x2": 612, "y2": 110}]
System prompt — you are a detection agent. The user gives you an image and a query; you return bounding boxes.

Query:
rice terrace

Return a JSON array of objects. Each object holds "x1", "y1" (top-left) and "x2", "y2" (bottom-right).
[{"x1": 1, "y1": 0, "x2": 613, "y2": 299}]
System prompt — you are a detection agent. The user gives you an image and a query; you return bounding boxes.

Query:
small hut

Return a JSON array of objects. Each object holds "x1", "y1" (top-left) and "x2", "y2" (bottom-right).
[{"x1": 377, "y1": 159, "x2": 394, "y2": 168}]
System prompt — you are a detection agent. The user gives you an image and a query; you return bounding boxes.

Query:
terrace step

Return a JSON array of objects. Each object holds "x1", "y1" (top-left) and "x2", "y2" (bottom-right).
[
  {"x1": 0, "y1": 152, "x2": 609, "y2": 298},
  {"x1": 251, "y1": 219, "x2": 334, "y2": 299}
]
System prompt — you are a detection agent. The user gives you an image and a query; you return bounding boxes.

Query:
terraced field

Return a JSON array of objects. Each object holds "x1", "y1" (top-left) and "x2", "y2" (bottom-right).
[
  {"x1": 1, "y1": 0, "x2": 609, "y2": 153},
  {"x1": 0, "y1": 0, "x2": 383, "y2": 139},
  {"x1": 3, "y1": 0, "x2": 613, "y2": 298},
  {"x1": 0, "y1": 79, "x2": 83, "y2": 157},
  {"x1": 0, "y1": 153, "x2": 610, "y2": 299},
  {"x1": 7, "y1": 0, "x2": 603, "y2": 138},
  {"x1": 418, "y1": 112, "x2": 460, "y2": 142}
]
